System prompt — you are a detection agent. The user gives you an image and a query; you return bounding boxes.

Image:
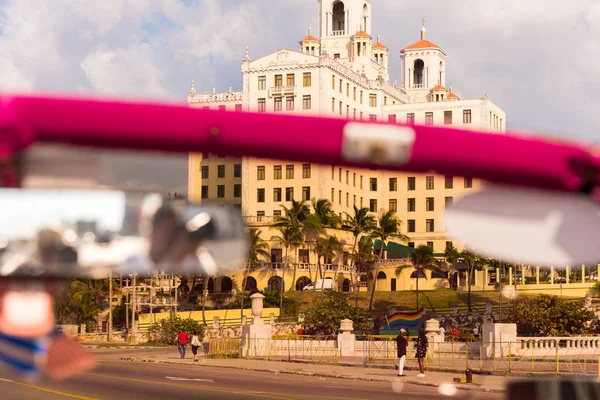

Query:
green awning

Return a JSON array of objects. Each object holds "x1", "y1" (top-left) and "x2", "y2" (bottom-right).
[{"x1": 373, "y1": 240, "x2": 414, "y2": 259}]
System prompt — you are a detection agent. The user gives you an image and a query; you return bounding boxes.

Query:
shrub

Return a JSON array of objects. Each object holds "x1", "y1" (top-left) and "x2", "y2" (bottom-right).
[
  {"x1": 303, "y1": 296, "x2": 369, "y2": 335},
  {"x1": 148, "y1": 317, "x2": 205, "y2": 345}
]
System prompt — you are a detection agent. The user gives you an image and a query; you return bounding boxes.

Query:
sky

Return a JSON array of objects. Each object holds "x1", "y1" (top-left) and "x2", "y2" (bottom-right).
[{"x1": 0, "y1": 0, "x2": 599, "y2": 144}]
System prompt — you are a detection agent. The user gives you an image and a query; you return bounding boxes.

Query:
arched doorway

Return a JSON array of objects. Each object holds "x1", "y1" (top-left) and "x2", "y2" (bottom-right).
[
  {"x1": 296, "y1": 277, "x2": 311, "y2": 291},
  {"x1": 410, "y1": 270, "x2": 427, "y2": 279},
  {"x1": 342, "y1": 278, "x2": 351, "y2": 292},
  {"x1": 413, "y1": 59, "x2": 424, "y2": 86},
  {"x1": 192, "y1": 277, "x2": 204, "y2": 293},
  {"x1": 207, "y1": 278, "x2": 215, "y2": 293},
  {"x1": 268, "y1": 276, "x2": 284, "y2": 292},
  {"x1": 242, "y1": 276, "x2": 257, "y2": 292},
  {"x1": 220, "y1": 277, "x2": 233, "y2": 293}
]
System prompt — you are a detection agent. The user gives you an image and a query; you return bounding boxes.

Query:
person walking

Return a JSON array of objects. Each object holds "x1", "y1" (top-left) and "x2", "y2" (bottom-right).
[
  {"x1": 473, "y1": 326, "x2": 479, "y2": 340},
  {"x1": 395, "y1": 328, "x2": 408, "y2": 376},
  {"x1": 415, "y1": 329, "x2": 428, "y2": 378},
  {"x1": 191, "y1": 331, "x2": 201, "y2": 362},
  {"x1": 176, "y1": 329, "x2": 189, "y2": 359}
]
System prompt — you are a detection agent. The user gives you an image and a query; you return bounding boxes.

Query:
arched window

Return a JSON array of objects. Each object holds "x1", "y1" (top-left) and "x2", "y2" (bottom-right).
[
  {"x1": 268, "y1": 276, "x2": 284, "y2": 292},
  {"x1": 207, "y1": 278, "x2": 215, "y2": 293},
  {"x1": 342, "y1": 279, "x2": 351, "y2": 292},
  {"x1": 296, "y1": 277, "x2": 311, "y2": 291},
  {"x1": 220, "y1": 277, "x2": 233, "y2": 293},
  {"x1": 377, "y1": 271, "x2": 387, "y2": 279},
  {"x1": 413, "y1": 59, "x2": 424, "y2": 86},
  {"x1": 242, "y1": 277, "x2": 257, "y2": 292},
  {"x1": 332, "y1": 1, "x2": 346, "y2": 32},
  {"x1": 410, "y1": 270, "x2": 427, "y2": 279}
]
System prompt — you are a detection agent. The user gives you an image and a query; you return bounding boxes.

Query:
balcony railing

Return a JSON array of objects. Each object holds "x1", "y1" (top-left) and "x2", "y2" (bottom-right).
[
  {"x1": 268, "y1": 85, "x2": 296, "y2": 97},
  {"x1": 331, "y1": 30, "x2": 346, "y2": 36},
  {"x1": 248, "y1": 262, "x2": 352, "y2": 273},
  {"x1": 244, "y1": 216, "x2": 275, "y2": 225},
  {"x1": 412, "y1": 83, "x2": 425, "y2": 89}
]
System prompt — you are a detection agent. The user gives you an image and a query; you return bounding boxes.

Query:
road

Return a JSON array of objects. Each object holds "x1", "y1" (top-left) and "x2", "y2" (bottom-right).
[{"x1": 0, "y1": 354, "x2": 503, "y2": 400}]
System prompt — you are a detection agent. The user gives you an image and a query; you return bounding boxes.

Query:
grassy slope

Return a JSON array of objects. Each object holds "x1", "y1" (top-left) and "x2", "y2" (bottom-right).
[{"x1": 284, "y1": 289, "x2": 574, "y2": 315}]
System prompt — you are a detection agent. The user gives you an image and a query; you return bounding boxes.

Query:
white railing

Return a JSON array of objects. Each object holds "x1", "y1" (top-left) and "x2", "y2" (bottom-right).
[
  {"x1": 247, "y1": 262, "x2": 352, "y2": 273},
  {"x1": 517, "y1": 337, "x2": 600, "y2": 351},
  {"x1": 268, "y1": 85, "x2": 296, "y2": 97},
  {"x1": 244, "y1": 216, "x2": 275, "y2": 225},
  {"x1": 189, "y1": 90, "x2": 243, "y2": 104},
  {"x1": 412, "y1": 83, "x2": 425, "y2": 89},
  {"x1": 331, "y1": 30, "x2": 346, "y2": 36},
  {"x1": 379, "y1": 80, "x2": 409, "y2": 104}
]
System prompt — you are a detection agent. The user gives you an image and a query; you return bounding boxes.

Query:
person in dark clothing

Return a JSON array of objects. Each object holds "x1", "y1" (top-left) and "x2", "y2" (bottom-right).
[
  {"x1": 395, "y1": 328, "x2": 408, "y2": 376},
  {"x1": 415, "y1": 329, "x2": 428, "y2": 377}
]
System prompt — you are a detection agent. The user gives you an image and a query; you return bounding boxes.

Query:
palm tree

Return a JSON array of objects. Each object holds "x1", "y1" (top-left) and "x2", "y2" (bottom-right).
[
  {"x1": 444, "y1": 245, "x2": 460, "y2": 289},
  {"x1": 368, "y1": 210, "x2": 409, "y2": 313},
  {"x1": 316, "y1": 234, "x2": 344, "y2": 283},
  {"x1": 274, "y1": 200, "x2": 310, "y2": 291},
  {"x1": 305, "y1": 198, "x2": 340, "y2": 283},
  {"x1": 461, "y1": 249, "x2": 483, "y2": 312},
  {"x1": 271, "y1": 226, "x2": 304, "y2": 311},
  {"x1": 247, "y1": 228, "x2": 270, "y2": 270},
  {"x1": 395, "y1": 245, "x2": 443, "y2": 311},
  {"x1": 342, "y1": 206, "x2": 377, "y2": 300}
]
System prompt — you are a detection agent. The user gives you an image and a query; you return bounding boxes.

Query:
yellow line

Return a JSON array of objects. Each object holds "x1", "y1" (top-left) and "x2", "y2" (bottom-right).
[
  {"x1": 86, "y1": 373, "x2": 293, "y2": 400},
  {"x1": 0, "y1": 379, "x2": 98, "y2": 400}
]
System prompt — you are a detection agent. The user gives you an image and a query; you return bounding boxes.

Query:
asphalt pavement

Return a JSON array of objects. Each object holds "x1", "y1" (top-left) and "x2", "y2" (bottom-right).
[{"x1": 0, "y1": 356, "x2": 504, "y2": 400}]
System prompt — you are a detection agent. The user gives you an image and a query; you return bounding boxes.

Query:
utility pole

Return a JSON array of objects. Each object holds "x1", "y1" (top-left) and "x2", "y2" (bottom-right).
[
  {"x1": 498, "y1": 263, "x2": 503, "y2": 323},
  {"x1": 131, "y1": 271, "x2": 137, "y2": 342},
  {"x1": 125, "y1": 279, "x2": 129, "y2": 343},
  {"x1": 108, "y1": 269, "x2": 113, "y2": 342}
]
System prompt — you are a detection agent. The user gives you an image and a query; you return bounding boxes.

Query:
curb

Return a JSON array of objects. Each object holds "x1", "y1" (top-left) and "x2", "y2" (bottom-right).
[{"x1": 121, "y1": 356, "x2": 505, "y2": 394}]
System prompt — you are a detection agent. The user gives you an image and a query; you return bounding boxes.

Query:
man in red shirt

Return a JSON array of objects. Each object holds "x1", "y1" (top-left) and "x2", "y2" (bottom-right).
[{"x1": 177, "y1": 330, "x2": 189, "y2": 359}]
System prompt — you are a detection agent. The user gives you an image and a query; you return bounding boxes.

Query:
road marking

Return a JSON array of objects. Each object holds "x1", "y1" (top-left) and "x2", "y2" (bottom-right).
[
  {"x1": 0, "y1": 377, "x2": 98, "y2": 399},
  {"x1": 166, "y1": 376, "x2": 214, "y2": 383}
]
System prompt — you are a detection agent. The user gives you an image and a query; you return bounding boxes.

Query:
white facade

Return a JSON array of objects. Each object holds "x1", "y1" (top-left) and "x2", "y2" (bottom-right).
[{"x1": 187, "y1": 0, "x2": 507, "y2": 254}]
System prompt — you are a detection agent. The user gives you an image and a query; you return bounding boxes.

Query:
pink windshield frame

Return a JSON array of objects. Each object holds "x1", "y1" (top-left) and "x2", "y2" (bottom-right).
[{"x1": 0, "y1": 93, "x2": 598, "y2": 194}]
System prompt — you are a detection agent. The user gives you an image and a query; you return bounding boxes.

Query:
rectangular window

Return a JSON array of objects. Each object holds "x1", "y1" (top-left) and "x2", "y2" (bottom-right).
[
  {"x1": 389, "y1": 199, "x2": 397, "y2": 212},
  {"x1": 370, "y1": 199, "x2": 378, "y2": 212},
  {"x1": 445, "y1": 175, "x2": 453, "y2": 189},
  {"x1": 273, "y1": 210, "x2": 282, "y2": 217},
  {"x1": 407, "y1": 113, "x2": 415, "y2": 125},
  {"x1": 332, "y1": 97, "x2": 335, "y2": 112},
  {"x1": 464, "y1": 177, "x2": 473, "y2": 188},
  {"x1": 408, "y1": 242, "x2": 415, "y2": 248},
  {"x1": 426, "y1": 176, "x2": 435, "y2": 190},
  {"x1": 339, "y1": 79, "x2": 343, "y2": 93},
  {"x1": 233, "y1": 184, "x2": 241, "y2": 198},
  {"x1": 353, "y1": 195, "x2": 356, "y2": 207},
  {"x1": 332, "y1": 75, "x2": 336, "y2": 89},
  {"x1": 331, "y1": 166, "x2": 335, "y2": 180},
  {"x1": 463, "y1": 109, "x2": 472, "y2": 124},
  {"x1": 446, "y1": 241, "x2": 453, "y2": 250},
  {"x1": 339, "y1": 101, "x2": 342, "y2": 115},
  {"x1": 360, "y1": 197, "x2": 363, "y2": 208},
  {"x1": 360, "y1": 91, "x2": 363, "y2": 104},
  {"x1": 407, "y1": 220, "x2": 416, "y2": 233},
  {"x1": 201, "y1": 165, "x2": 209, "y2": 179},
  {"x1": 426, "y1": 219, "x2": 435, "y2": 232},
  {"x1": 233, "y1": 164, "x2": 242, "y2": 178},
  {"x1": 334, "y1": 53, "x2": 340, "y2": 59},
  {"x1": 339, "y1": 190, "x2": 342, "y2": 204},
  {"x1": 217, "y1": 165, "x2": 225, "y2": 178},
  {"x1": 257, "y1": 166, "x2": 265, "y2": 180},
  {"x1": 286, "y1": 165, "x2": 294, "y2": 179},
  {"x1": 369, "y1": 114, "x2": 377, "y2": 121},
  {"x1": 346, "y1": 192, "x2": 349, "y2": 207},
  {"x1": 346, "y1": 170, "x2": 349, "y2": 184},
  {"x1": 302, "y1": 186, "x2": 311, "y2": 201},
  {"x1": 389, "y1": 178, "x2": 397, "y2": 191},
  {"x1": 369, "y1": 94, "x2": 377, "y2": 107},
  {"x1": 353, "y1": 109, "x2": 357, "y2": 119},
  {"x1": 257, "y1": 211, "x2": 265, "y2": 222},
  {"x1": 201, "y1": 185, "x2": 209, "y2": 199},
  {"x1": 273, "y1": 188, "x2": 282, "y2": 202},
  {"x1": 353, "y1": 87, "x2": 357, "y2": 100},
  {"x1": 346, "y1": 104, "x2": 350, "y2": 118},
  {"x1": 235, "y1": 104, "x2": 242, "y2": 112},
  {"x1": 258, "y1": 98, "x2": 266, "y2": 112},
  {"x1": 286, "y1": 73, "x2": 295, "y2": 86},
  {"x1": 384, "y1": 96, "x2": 388, "y2": 105},
  {"x1": 258, "y1": 76, "x2": 266, "y2": 90},
  {"x1": 425, "y1": 112, "x2": 433, "y2": 125},
  {"x1": 353, "y1": 173, "x2": 356, "y2": 187},
  {"x1": 407, "y1": 198, "x2": 416, "y2": 212},
  {"x1": 303, "y1": 95, "x2": 311, "y2": 109},
  {"x1": 427, "y1": 242, "x2": 434, "y2": 250},
  {"x1": 303, "y1": 72, "x2": 311, "y2": 87},
  {"x1": 275, "y1": 75, "x2": 282, "y2": 87},
  {"x1": 257, "y1": 188, "x2": 265, "y2": 203},
  {"x1": 388, "y1": 114, "x2": 396, "y2": 123},
  {"x1": 444, "y1": 110, "x2": 452, "y2": 124},
  {"x1": 408, "y1": 177, "x2": 416, "y2": 190},
  {"x1": 360, "y1": 111, "x2": 363, "y2": 120},
  {"x1": 302, "y1": 164, "x2": 311, "y2": 178},
  {"x1": 346, "y1": 83, "x2": 350, "y2": 96},
  {"x1": 360, "y1": 175, "x2": 363, "y2": 189},
  {"x1": 426, "y1": 197, "x2": 435, "y2": 211},
  {"x1": 286, "y1": 96, "x2": 294, "y2": 111},
  {"x1": 274, "y1": 97, "x2": 282, "y2": 112},
  {"x1": 218, "y1": 105, "x2": 226, "y2": 111},
  {"x1": 217, "y1": 185, "x2": 225, "y2": 198},
  {"x1": 286, "y1": 187, "x2": 294, "y2": 201},
  {"x1": 274, "y1": 165, "x2": 282, "y2": 180},
  {"x1": 445, "y1": 196, "x2": 453, "y2": 208},
  {"x1": 331, "y1": 188, "x2": 335, "y2": 202},
  {"x1": 369, "y1": 178, "x2": 377, "y2": 191}
]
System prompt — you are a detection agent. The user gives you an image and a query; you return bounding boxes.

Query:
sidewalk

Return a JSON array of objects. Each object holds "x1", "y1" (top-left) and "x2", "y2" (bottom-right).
[{"x1": 116, "y1": 349, "x2": 510, "y2": 393}]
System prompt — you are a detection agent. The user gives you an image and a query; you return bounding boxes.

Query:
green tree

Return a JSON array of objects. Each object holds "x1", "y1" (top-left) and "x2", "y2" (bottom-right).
[
  {"x1": 271, "y1": 226, "x2": 304, "y2": 311},
  {"x1": 505, "y1": 294, "x2": 595, "y2": 336},
  {"x1": 305, "y1": 198, "x2": 340, "y2": 283},
  {"x1": 274, "y1": 200, "x2": 310, "y2": 292},
  {"x1": 461, "y1": 250, "x2": 484, "y2": 312},
  {"x1": 368, "y1": 210, "x2": 409, "y2": 313},
  {"x1": 247, "y1": 228, "x2": 270, "y2": 270},
  {"x1": 395, "y1": 245, "x2": 443, "y2": 311},
  {"x1": 444, "y1": 245, "x2": 460, "y2": 289},
  {"x1": 303, "y1": 296, "x2": 369, "y2": 335},
  {"x1": 350, "y1": 238, "x2": 377, "y2": 306},
  {"x1": 342, "y1": 206, "x2": 377, "y2": 301}
]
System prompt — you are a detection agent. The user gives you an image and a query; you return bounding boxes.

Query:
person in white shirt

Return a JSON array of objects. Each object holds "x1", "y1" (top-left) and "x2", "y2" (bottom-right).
[{"x1": 191, "y1": 332, "x2": 201, "y2": 362}]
